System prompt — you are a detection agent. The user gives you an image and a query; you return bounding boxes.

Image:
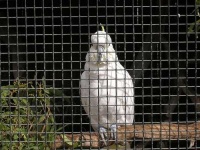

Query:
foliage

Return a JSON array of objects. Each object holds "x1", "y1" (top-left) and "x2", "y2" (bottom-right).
[
  {"x1": 0, "y1": 78, "x2": 67, "y2": 150},
  {"x1": 188, "y1": 0, "x2": 200, "y2": 36},
  {"x1": 60, "y1": 134, "x2": 81, "y2": 148}
]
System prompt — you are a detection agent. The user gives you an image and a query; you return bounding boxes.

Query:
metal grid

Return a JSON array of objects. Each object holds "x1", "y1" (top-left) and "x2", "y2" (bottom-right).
[{"x1": 0, "y1": 0, "x2": 199, "y2": 149}]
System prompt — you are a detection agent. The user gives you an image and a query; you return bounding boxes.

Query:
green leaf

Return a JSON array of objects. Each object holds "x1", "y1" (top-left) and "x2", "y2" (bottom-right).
[
  {"x1": 1, "y1": 89, "x2": 10, "y2": 98},
  {"x1": 42, "y1": 76, "x2": 46, "y2": 88},
  {"x1": 21, "y1": 133, "x2": 27, "y2": 141},
  {"x1": 48, "y1": 88, "x2": 64, "y2": 97},
  {"x1": 28, "y1": 146, "x2": 39, "y2": 150},
  {"x1": 56, "y1": 124, "x2": 69, "y2": 132},
  {"x1": 21, "y1": 98, "x2": 28, "y2": 105},
  {"x1": 49, "y1": 116, "x2": 55, "y2": 123},
  {"x1": 13, "y1": 134, "x2": 18, "y2": 140},
  {"x1": 45, "y1": 98, "x2": 51, "y2": 105},
  {"x1": 48, "y1": 88, "x2": 70, "y2": 103},
  {"x1": 47, "y1": 134, "x2": 55, "y2": 142},
  {"x1": 38, "y1": 115, "x2": 45, "y2": 123},
  {"x1": 188, "y1": 19, "x2": 200, "y2": 36},
  {"x1": 60, "y1": 134, "x2": 80, "y2": 148},
  {"x1": 196, "y1": 0, "x2": 200, "y2": 5},
  {"x1": 0, "y1": 123, "x2": 9, "y2": 130},
  {"x1": 13, "y1": 98, "x2": 19, "y2": 105},
  {"x1": 1, "y1": 85, "x2": 17, "y2": 89},
  {"x1": 49, "y1": 126, "x2": 55, "y2": 132},
  {"x1": 60, "y1": 134, "x2": 73, "y2": 146},
  {"x1": 2, "y1": 146, "x2": 9, "y2": 150},
  {"x1": 45, "y1": 147, "x2": 50, "y2": 150},
  {"x1": 188, "y1": 22, "x2": 195, "y2": 33}
]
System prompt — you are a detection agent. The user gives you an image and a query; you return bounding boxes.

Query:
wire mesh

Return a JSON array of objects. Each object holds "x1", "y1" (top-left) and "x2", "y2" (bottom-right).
[{"x1": 0, "y1": 0, "x2": 199, "y2": 149}]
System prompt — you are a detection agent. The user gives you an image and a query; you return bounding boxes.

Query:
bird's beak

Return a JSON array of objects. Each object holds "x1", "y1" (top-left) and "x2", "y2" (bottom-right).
[{"x1": 97, "y1": 45, "x2": 104, "y2": 63}]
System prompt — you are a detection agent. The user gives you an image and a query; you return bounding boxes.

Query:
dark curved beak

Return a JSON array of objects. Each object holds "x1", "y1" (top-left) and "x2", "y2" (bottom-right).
[{"x1": 97, "y1": 45, "x2": 104, "y2": 63}]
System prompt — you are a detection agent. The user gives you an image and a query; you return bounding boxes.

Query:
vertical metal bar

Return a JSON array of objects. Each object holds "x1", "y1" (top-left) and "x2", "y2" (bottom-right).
[
  {"x1": 150, "y1": 0, "x2": 153, "y2": 148},
  {"x1": 42, "y1": 0, "x2": 47, "y2": 145},
  {"x1": 123, "y1": 0, "x2": 127, "y2": 147},
  {"x1": 137, "y1": 0, "x2": 139, "y2": 24},
  {"x1": 24, "y1": 1, "x2": 29, "y2": 146},
  {"x1": 60, "y1": 0, "x2": 65, "y2": 145},
  {"x1": 132, "y1": 0, "x2": 136, "y2": 147},
  {"x1": 51, "y1": 0, "x2": 56, "y2": 144},
  {"x1": 159, "y1": 0, "x2": 162, "y2": 148},
  {"x1": 15, "y1": 0, "x2": 20, "y2": 146},
  {"x1": 185, "y1": 0, "x2": 189, "y2": 148},
  {"x1": 115, "y1": 0, "x2": 119, "y2": 147},
  {"x1": 168, "y1": 0, "x2": 171, "y2": 148},
  {"x1": 78, "y1": 0, "x2": 83, "y2": 146},
  {"x1": 69, "y1": 0, "x2": 74, "y2": 146},
  {"x1": 69, "y1": 0, "x2": 73, "y2": 146},
  {"x1": 114, "y1": 0, "x2": 118, "y2": 146},
  {"x1": 141, "y1": 0, "x2": 145, "y2": 148},
  {"x1": 86, "y1": 0, "x2": 92, "y2": 145},
  {"x1": 33, "y1": 0, "x2": 38, "y2": 146},
  {"x1": 42, "y1": 0, "x2": 46, "y2": 78},
  {"x1": 24, "y1": 1, "x2": 29, "y2": 147},
  {"x1": 0, "y1": 41, "x2": 1, "y2": 147},
  {"x1": 104, "y1": 0, "x2": 107, "y2": 145},
  {"x1": 15, "y1": 1, "x2": 19, "y2": 79},
  {"x1": 176, "y1": 0, "x2": 180, "y2": 149},
  {"x1": 6, "y1": 1, "x2": 12, "y2": 148},
  {"x1": 96, "y1": 0, "x2": 100, "y2": 145},
  {"x1": 194, "y1": 0, "x2": 198, "y2": 149},
  {"x1": 6, "y1": 1, "x2": 11, "y2": 85},
  {"x1": 105, "y1": 0, "x2": 109, "y2": 145}
]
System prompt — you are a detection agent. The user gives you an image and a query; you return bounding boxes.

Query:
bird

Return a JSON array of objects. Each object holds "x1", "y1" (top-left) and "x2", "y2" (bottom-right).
[{"x1": 80, "y1": 28, "x2": 134, "y2": 146}]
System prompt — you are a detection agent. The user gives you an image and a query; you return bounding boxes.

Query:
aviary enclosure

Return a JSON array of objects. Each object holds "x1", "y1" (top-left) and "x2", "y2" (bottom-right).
[{"x1": 0, "y1": 0, "x2": 200, "y2": 149}]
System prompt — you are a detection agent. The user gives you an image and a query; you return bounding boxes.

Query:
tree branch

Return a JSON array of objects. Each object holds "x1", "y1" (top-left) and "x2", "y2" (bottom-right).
[{"x1": 51, "y1": 122, "x2": 200, "y2": 149}]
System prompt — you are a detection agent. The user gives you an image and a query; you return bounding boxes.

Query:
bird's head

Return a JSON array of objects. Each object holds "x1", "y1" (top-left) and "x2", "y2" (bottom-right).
[{"x1": 86, "y1": 31, "x2": 117, "y2": 65}]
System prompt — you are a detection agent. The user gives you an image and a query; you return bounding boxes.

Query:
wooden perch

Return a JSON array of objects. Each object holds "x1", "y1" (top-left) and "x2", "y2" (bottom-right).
[{"x1": 51, "y1": 122, "x2": 200, "y2": 149}]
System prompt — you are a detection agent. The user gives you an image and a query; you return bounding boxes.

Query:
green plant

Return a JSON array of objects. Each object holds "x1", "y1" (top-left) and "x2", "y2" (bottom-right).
[
  {"x1": 0, "y1": 78, "x2": 66, "y2": 150},
  {"x1": 188, "y1": 0, "x2": 200, "y2": 36}
]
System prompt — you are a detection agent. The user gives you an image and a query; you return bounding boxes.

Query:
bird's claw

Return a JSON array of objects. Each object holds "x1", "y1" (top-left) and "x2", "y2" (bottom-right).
[
  {"x1": 99, "y1": 124, "x2": 118, "y2": 146},
  {"x1": 189, "y1": 139, "x2": 195, "y2": 148},
  {"x1": 111, "y1": 124, "x2": 126, "y2": 145},
  {"x1": 99, "y1": 126, "x2": 108, "y2": 145},
  {"x1": 110, "y1": 124, "x2": 117, "y2": 141}
]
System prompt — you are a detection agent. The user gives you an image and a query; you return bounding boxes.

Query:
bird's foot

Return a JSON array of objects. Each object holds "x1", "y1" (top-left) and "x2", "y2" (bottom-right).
[
  {"x1": 99, "y1": 126, "x2": 108, "y2": 145},
  {"x1": 110, "y1": 124, "x2": 117, "y2": 141},
  {"x1": 189, "y1": 139, "x2": 195, "y2": 148},
  {"x1": 111, "y1": 124, "x2": 127, "y2": 146},
  {"x1": 99, "y1": 124, "x2": 120, "y2": 146}
]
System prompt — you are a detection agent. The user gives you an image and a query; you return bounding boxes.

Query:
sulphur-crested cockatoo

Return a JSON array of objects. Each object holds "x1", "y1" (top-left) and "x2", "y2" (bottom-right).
[{"x1": 80, "y1": 29, "x2": 134, "y2": 145}]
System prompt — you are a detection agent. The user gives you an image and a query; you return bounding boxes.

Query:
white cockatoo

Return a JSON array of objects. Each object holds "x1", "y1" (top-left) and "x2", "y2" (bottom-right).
[{"x1": 80, "y1": 28, "x2": 134, "y2": 145}]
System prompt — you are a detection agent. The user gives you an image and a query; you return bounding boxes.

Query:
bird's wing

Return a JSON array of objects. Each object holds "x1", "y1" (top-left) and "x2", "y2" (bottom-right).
[
  {"x1": 80, "y1": 71, "x2": 89, "y2": 113},
  {"x1": 115, "y1": 62, "x2": 135, "y2": 123}
]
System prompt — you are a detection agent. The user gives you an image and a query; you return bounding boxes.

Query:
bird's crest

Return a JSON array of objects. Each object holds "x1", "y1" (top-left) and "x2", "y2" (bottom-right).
[{"x1": 100, "y1": 23, "x2": 105, "y2": 32}]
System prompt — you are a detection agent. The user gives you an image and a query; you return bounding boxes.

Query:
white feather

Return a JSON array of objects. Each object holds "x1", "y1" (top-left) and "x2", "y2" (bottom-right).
[{"x1": 80, "y1": 31, "x2": 134, "y2": 131}]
